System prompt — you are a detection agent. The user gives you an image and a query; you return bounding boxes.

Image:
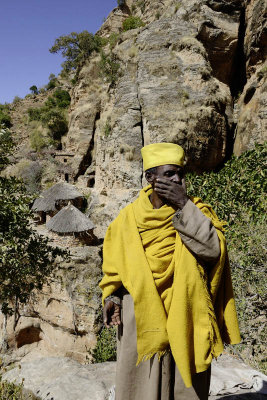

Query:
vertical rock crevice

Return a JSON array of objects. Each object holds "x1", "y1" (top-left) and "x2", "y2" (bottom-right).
[
  {"x1": 225, "y1": 7, "x2": 247, "y2": 160},
  {"x1": 230, "y1": 7, "x2": 247, "y2": 98},
  {"x1": 136, "y1": 79, "x2": 144, "y2": 186},
  {"x1": 74, "y1": 111, "x2": 101, "y2": 182}
]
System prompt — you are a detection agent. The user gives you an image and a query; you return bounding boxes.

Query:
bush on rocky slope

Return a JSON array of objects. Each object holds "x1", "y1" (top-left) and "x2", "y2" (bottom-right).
[
  {"x1": 27, "y1": 89, "x2": 70, "y2": 148},
  {"x1": 187, "y1": 143, "x2": 266, "y2": 373},
  {"x1": 0, "y1": 129, "x2": 66, "y2": 316}
]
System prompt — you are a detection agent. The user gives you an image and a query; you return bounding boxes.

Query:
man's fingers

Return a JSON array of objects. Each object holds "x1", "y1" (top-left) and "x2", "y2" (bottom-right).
[{"x1": 155, "y1": 178, "x2": 172, "y2": 186}]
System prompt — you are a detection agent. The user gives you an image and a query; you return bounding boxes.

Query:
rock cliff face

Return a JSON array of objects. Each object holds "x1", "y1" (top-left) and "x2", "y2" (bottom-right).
[
  {"x1": 1, "y1": 0, "x2": 266, "y2": 366},
  {"x1": 64, "y1": 0, "x2": 266, "y2": 236}
]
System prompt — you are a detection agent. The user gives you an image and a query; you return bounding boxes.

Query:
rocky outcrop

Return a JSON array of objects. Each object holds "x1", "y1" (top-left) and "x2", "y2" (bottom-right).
[{"x1": 0, "y1": 246, "x2": 102, "y2": 366}]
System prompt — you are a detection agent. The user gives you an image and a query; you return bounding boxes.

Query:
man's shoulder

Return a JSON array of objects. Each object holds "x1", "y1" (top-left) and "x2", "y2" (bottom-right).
[{"x1": 109, "y1": 202, "x2": 134, "y2": 226}]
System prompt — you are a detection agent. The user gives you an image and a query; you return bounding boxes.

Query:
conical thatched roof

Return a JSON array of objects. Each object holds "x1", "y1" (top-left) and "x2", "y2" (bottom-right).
[
  {"x1": 32, "y1": 183, "x2": 83, "y2": 213},
  {"x1": 46, "y1": 204, "x2": 94, "y2": 233}
]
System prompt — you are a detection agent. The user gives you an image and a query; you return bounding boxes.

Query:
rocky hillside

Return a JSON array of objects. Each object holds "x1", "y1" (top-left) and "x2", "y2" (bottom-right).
[{"x1": 0, "y1": 0, "x2": 266, "y2": 372}]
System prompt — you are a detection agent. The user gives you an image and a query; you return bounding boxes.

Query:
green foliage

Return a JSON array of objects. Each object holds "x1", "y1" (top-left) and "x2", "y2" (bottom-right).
[
  {"x1": 92, "y1": 327, "x2": 117, "y2": 363},
  {"x1": 46, "y1": 73, "x2": 58, "y2": 90},
  {"x1": 0, "y1": 376, "x2": 39, "y2": 399},
  {"x1": 108, "y1": 32, "x2": 120, "y2": 49},
  {"x1": 13, "y1": 96, "x2": 22, "y2": 104},
  {"x1": 186, "y1": 143, "x2": 266, "y2": 223},
  {"x1": 187, "y1": 143, "x2": 267, "y2": 372},
  {"x1": 0, "y1": 129, "x2": 14, "y2": 169},
  {"x1": 52, "y1": 89, "x2": 71, "y2": 108},
  {"x1": 40, "y1": 109, "x2": 68, "y2": 140},
  {"x1": 104, "y1": 118, "x2": 112, "y2": 137},
  {"x1": 29, "y1": 85, "x2": 38, "y2": 95},
  {"x1": 49, "y1": 31, "x2": 104, "y2": 72},
  {"x1": 27, "y1": 89, "x2": 70, "y2": 145},
  {"x1": 122, "y1": 16, "x2": 145, "y2": 31},
  {"x1": 0, "y1": 131, "x2": 66, "y2": 315},
  {"x1": 29, "y1": 130, "x2": 47, "y2": 152},
  {"x1": 27, "y1": 108, "x2": 42, "y2": 122},
  {"x1": 99, "y1": 52, "x2": 120, "y2": 86},
  {"x1": 0, "y1": 105, "x2": 12, "y2": 128},
  {"x1": 0, "y1": 376, "x2": 23, "y2": 400}
]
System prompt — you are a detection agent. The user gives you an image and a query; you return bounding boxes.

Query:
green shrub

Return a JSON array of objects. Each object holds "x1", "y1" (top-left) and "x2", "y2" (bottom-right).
[
  {"x1": 108, "y1": 32, "x2": 120, "y2": 49},
  {"x1": 187, "y1": 143, "x2": 267, "y2": 372},
  {"x1": 0, "y1": 377, "x2": 23, "y2": 400},
  {"x1": 0, "y1": 129, "x2": 14, "y2": 170},
  {"x1": 99, "y1": 52, "x2": 120, "y2": 85},
  {"x1": 13, "y1": 96, "x2": 22, "y2": 104},
  {"x1": 187, "y1": 143, "x2": 266, "y2": 223},
  {"x1": 92, "y1": 327, "x2": 117, "y2": 363},
  {"x1": 104, "y1": 119, "x2": 112, "y2": 137},
  {"x1": 27, "y1": 89, "x2": 70, "y2": 143},
  {"x1": 0, "y1": 111, "x2": 12, "y2": 128},
  {"x1": 27, "y1": 108, "x2": 42, "y2": 122},
  {"x1": 122, "y1": 16, "x2": 145, "y2": 31},
  {"x1": 52, "y1": 89, "x2": 71, "y2": 108},
  {"x1": 46, "y1": 73, "x2": 58, "y2": 90},
  {"x1": 0, "y1": 105, "x2": 12, "y2": 128},
  {"x1": 29, "y1": 129, "x2": 47, "y2": 152},
  {"x1": 40, "y1": 109, "x2": 68, "y2": 141}
]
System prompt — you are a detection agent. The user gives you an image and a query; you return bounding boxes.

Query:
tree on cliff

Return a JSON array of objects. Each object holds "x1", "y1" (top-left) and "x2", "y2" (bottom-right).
[
  {"x1": 29, "y1": 85, "x2": 38, "y2": 95},
  {"x1": 0, "y1": 128, "x2": 65, "y2": 317},
  {"x1": 49, "y1": 31, "x2": 103, "y2": 72}
]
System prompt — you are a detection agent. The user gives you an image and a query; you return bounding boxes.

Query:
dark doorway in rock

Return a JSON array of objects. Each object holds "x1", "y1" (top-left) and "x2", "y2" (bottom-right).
[
  {"x1": 87, "y1": 176, "x2": 95, "y2": 188},
  {"x1": 65, "y1": 173, "x2": 69, "y2": 182},
  {"x1": 16, "y1": 326, "x2": 42, "y2": 348}
]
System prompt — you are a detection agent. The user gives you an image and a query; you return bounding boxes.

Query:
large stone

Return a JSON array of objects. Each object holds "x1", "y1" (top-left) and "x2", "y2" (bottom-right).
[{"x1": 2, "y1": 358, "x2": 116, "y2": 400}]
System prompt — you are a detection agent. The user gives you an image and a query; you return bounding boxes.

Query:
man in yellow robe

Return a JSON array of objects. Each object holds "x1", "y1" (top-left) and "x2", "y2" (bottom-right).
[{"x1": 100, "y1": 143, "x2": 240, "y2": 400}]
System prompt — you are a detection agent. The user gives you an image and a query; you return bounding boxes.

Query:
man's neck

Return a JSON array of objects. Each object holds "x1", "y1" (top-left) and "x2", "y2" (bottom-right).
[{"x1": 149, "y1": 190, "x2": 164, "y2": 209}]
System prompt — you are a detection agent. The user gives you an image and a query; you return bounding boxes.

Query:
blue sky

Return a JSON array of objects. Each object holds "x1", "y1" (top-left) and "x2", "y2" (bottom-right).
[{"x1": 0, "y1": 0, "x2": 117, "y2": 104}]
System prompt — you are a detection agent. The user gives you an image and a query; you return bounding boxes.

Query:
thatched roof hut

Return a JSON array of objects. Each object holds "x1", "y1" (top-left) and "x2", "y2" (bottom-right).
[
  {"x1": 46, "y1": 204, "x2": 94, "y2": 234},
  {"x1": 32, "y1": 182, "x2": 83, "y2": 213}
]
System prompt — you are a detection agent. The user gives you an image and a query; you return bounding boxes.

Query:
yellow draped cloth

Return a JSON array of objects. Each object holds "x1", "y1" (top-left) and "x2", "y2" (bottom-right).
[{"x1": 100, "y1": 185, "x2": 241, "y2": 387}]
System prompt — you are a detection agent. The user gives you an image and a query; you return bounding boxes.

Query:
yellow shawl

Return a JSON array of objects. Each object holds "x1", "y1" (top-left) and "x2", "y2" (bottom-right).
[{"x1": 100, "y1": 185, "x2": 241, "y2": 387}]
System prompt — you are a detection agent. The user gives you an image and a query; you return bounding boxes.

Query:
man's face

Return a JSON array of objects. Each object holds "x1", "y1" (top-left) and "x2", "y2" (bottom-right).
[{"x1": 147, "y1": 164, "x2": 184, "y2": 187}]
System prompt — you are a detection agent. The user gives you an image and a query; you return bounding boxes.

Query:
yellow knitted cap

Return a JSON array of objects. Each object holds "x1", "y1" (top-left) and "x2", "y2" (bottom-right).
[{"x1": 141, "y1": 143, "x2": 185, "y2": 171}]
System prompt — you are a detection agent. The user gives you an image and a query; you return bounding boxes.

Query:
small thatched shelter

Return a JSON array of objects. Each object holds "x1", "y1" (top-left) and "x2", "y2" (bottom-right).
[
  {"x1": 32, "y1": 182, "x2": 84, "y2": 223},
  {"x1": 46, "y1": 204, "x2": 95, "y2": 244}
]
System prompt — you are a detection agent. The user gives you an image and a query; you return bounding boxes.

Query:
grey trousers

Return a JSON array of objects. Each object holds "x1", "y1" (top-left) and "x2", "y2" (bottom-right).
[{"x1": 115, "y1": 291, "x2": 211, "y2": 400}]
